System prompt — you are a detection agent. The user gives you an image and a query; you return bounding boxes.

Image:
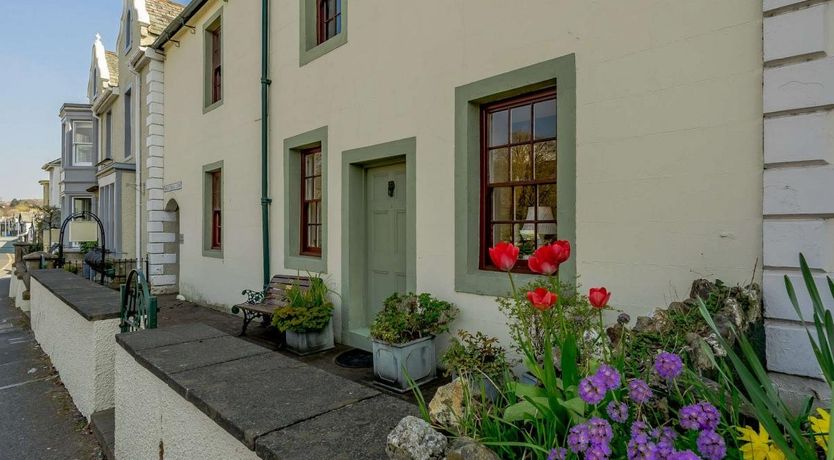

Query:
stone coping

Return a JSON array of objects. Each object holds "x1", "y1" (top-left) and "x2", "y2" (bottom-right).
[
  {"x1": 117, "y1": 323, "x2": 417, "y2": 457},
  {"x1": 30, "y1": 269, "x2": 121, "y2": 321}
]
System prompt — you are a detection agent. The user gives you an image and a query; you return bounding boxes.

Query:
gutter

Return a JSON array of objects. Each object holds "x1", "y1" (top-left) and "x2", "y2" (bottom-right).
[
  {"x1": 151, "y1": 0, "x2": 209, "y2": 50},
  {"x1": 260, "y1": 0, "x2": 272, "y2": 287}
]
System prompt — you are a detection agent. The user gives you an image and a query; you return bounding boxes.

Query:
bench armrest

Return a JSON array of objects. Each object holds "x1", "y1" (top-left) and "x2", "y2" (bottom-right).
[{"x1": 240, "y1": 289, "x2": 265, "y2": 304}]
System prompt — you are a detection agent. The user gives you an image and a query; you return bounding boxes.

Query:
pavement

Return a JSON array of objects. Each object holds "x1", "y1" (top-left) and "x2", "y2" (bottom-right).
[{"x1": 0, "y1": 276, "x2": 103, "y2": 459}]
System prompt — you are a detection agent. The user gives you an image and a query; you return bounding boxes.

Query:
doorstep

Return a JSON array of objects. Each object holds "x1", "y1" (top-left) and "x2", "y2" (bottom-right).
[{"x1": 115, "y1": 323, "x2": 418, "y2": 458}]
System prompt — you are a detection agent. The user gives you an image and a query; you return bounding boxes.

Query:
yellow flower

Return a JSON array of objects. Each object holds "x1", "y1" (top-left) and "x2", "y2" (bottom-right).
[
  {"x1": 736, "y1": 424, "x2": 786, "y2": 460},
  {"x1": 809, "y1": 408, "x2": 831, "y2": 452}
]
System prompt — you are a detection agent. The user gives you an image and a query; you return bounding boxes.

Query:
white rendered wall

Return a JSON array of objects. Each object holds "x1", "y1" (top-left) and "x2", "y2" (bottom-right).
[
  {"x1": 763, "y1": 0, "x2": 834, "y2": 379},
  {"x1": 15, "y1": 277, "x2": 29, "y2": 312},
  {"x1": 114, "y1": 346, "x2": 259, "y2": 460},
  {"x1": 29, "y1": 279, "x2": 120, "y2": 420},
  {"x1": 8, "y1": 274, "x2": 18, "y2": 300}
]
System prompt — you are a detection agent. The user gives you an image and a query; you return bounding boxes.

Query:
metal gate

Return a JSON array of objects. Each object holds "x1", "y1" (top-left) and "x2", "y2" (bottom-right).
[{"x1": 120, "y1": 269, "x2": 158, "y2": 333}]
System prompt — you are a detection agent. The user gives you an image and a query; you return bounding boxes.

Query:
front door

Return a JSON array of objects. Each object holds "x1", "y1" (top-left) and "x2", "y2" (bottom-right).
[{"x1": 365, "y1": 163, "x2": 407, "y2": 321}]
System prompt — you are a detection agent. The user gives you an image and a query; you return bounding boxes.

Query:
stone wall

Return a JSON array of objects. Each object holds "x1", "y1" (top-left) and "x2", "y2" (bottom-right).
[{"x1": 763, "y1": 0, "x2": 834, "y2": 383}]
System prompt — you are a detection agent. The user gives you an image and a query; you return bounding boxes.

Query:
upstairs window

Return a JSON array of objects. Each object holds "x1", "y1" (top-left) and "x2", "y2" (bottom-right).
[
  {"x1": 210, "y1": 27, "x2": 222, "y2": 104},
  {"x1": 124, "y1": 89, "x2": 132, "y2": 158},
  {"x1": 210, "y1": 170, "x2": 222, "y2": 250},
  {"x1": 317, "y1": 0, "x2": 342, "y2": 44},
  {"x1": 72, "y1": 121, "x2": 94, "y2": 166},
  {"x1": 204, "y1": 12, "x2": 223, "y2": 111},
  {"x1": 481, "y1": 88, "x2": 557, "y2": 269},
  {"x1": 301, "y1": 147, "x2": 322, "y2": 255}
]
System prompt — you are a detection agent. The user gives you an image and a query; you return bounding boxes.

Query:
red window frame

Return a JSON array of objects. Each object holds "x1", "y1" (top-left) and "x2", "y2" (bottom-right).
[
  {"x1": 316, "y1": 0, "x2": 341, "y2": 45},
  {"x1": 210, "y1": 27, "x2": 222, "y2": 104},
  {"x1": 479, "y1": 88, "x2": 558, "y2": 272},
  {"x1": 210, "y1": 170, "x2": 222, "y2": 250},
  {"x1": 300, "y1": 147, "x2": 322, "y2": 256}
]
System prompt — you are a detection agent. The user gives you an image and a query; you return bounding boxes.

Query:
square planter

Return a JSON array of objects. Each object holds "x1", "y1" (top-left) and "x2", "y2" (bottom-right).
[
  {"x1": 372, "y1": 335, "x2": 436, "y2": 393},
  {"x1": 285, "y1": 321, "x2": 334, "y2": 356}
]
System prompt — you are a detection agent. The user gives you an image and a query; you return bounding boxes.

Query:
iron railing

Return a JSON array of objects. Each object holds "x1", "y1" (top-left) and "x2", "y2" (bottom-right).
[{"x1": 62, "y1": 256, "x2": 151, "y2": 290}]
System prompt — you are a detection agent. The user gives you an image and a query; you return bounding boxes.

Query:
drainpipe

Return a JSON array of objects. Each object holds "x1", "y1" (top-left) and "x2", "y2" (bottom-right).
[{"x1": 260, "y1": 0, "x2": 272, "y2": 288}]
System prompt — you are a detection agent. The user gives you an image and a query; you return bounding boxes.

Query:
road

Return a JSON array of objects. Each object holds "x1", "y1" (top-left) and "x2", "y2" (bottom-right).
[
  {"x1": 0, "y1": 239, "x2": 102, "y2": 459},
  {"x1": 0, "y1": 236, "x2": 16, "y2": 277}
]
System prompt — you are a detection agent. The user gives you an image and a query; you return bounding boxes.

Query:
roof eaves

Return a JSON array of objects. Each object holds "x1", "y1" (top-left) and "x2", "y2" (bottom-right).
[{"x1": 151, "y1": 0, "x2": 210, "y2": 50}]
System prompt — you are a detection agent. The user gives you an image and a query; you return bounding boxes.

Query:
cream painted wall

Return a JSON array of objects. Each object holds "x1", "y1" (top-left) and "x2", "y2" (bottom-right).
[
  {"x1": 162, "y1": 0, "x2": 262, "y2": 307},
  {"x1": 162, "y1": 1, "x2": 763, "y2": 346}
]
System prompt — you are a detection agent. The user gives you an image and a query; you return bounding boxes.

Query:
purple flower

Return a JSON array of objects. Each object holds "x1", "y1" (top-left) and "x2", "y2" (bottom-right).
[
  {"x1": 547, "y1": 447, "x2": 567, "y2": 460},
  {"x1": 588, "y1": 417, "x2": 614, "y2": 446},
  {"x1": 651, "y1": 426, "x2": 677, "y2": 443},
  {"x1": 607, "y1": 401, "x2": 629, "y2": 423},
  {"x1": 631, "y1": 420, "x2": 650, "y2": 437},
  {"x1": 579, "y1": 374, "x2": 608, "y2": 405},
  {"x1": 628, "y1": 379, "x2": 653, "y2": 404},
  {"x1": 668, "y1": 450, "x2": 701, "y2": 460},
  {"x1": 696, "y1": 430, "x2": 726, "y2": 460},
  {"x1": 585, "y1": 442, "x2": 612, "y2": 460},
  {"x1": 650, "y1": 439, "x2": 676, "y2": 460},
  {"x1": 654, "y1": 352, "x2": 683, "y2": 380},
  {"x1": 627, "y1": 432, "x2": 655, "y2": 460},
  {"x1": 596, "y1": 364, "x2": 622, "y2": 390},
  {"x1": 680, "y1": 402, "x2": 720, "y2": 431},
  {"x1": 568, "y1": 423, "x2": 591, "y2": 453}
]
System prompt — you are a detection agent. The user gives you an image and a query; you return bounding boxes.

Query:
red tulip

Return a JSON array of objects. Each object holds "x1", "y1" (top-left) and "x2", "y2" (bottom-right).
[
  {"x1": 589, "y1": 287, "x2": 611, "y2": 309},
  {"x1": 489, "y1": 241, "x2": 519, "y2": 271},
  {"x1": 528, "y1": 240, "x2": 571, "y2": 275},
  {"x1": 527, "y1": 288, "x2": 558, "y2": 311}
]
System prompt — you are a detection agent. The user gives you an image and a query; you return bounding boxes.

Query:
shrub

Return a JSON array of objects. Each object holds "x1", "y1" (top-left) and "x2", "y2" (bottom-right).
[
  {"x1": 271, "y1": 275, "x2": 334, "y2": 333},
  {"x1": 370, "y1": 292, "x2": 458, "y2": 344},
  {"x1": 441, "y1": 330, "x2": 509, "y2": 381}
]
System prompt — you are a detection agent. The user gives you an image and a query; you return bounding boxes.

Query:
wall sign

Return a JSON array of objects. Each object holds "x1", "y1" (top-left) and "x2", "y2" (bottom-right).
[{"x1": 163, "y1": 181, "x2": 182, "y2": 192}]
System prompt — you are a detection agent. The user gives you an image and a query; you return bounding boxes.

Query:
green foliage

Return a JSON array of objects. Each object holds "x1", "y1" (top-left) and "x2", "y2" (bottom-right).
[
  {"x1": 369, "y1": 292, "x2": 458, "y2": 344},
  {"x1": 441, "y1": 330, "x2": 509, "y2": 381},
  {"x1": 698, "y1": 253, "x2": 834, "y2": 459},
  {"x1": 79, "y1": 241, "x2": 98, "y2": 255},
  {"x1": 64, "y1": 263, "x2": 78, "y2": 274},
  {"x1": 271, "y1": 275, "x2": 334, "y2": 333}
]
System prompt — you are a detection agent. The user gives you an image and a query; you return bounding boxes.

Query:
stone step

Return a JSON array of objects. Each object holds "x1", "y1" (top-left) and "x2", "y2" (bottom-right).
[{"x1": 91, "y1": 408, "x2": 115, "y2": 460}]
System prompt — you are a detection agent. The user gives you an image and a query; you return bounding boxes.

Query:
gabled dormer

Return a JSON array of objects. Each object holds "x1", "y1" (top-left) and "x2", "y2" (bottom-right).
[
  {"x1": 87, "y1": 34, "x2": 118, "y2": 104},
  {"x1": 118, "y1": 0, "x2": 183, "y2": 55}
]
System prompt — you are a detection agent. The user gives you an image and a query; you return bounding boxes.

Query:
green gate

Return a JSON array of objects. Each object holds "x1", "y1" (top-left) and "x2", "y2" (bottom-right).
[{"x1": 119, "y1": 269, "x2": 158, "y2": 333}]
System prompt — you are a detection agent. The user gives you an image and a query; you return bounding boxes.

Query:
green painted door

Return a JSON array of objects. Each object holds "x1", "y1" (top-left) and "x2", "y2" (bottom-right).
[{"x1": 365, "y1": 162, "x2": 407, "y2": 321}]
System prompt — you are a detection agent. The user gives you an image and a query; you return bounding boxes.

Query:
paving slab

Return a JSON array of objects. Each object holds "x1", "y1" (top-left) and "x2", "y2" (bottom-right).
[
  {"x1": 172, "y1": 353, "x2": 378, "y2": 448},
  {"x1": 255, "y1": 394, "x2": 418, "y2": 460},
  {"x1": 116, "y1": 322, "x2": 227, "y2": 351}
]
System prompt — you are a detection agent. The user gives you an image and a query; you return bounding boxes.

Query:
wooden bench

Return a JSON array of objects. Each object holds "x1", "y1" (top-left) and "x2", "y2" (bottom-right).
[{"x1": 231, "y1": 275, "x2": 311, "y2": 336}]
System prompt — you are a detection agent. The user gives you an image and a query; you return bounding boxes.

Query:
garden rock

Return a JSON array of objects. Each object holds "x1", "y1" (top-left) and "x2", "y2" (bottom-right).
[
  {"x1": 386, "y1": 416, "x2": 447, "y2": 460},
  {"x1": 689, "y1": 279, "x2": 715, "y2": 301},
  {"x1": 428, "y1": 379, "x2": 464, "y2": 428},
  {"x1": 445, "y1": 437, "x2": 500, "y2": 460}
]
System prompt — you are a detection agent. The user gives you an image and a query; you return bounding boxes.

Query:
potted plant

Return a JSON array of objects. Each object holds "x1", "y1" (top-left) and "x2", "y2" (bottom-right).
[
  {"x1": 440, "y1": 330, "x2": 509, "y2": 401},
  {"x1": 369, "y1": 292, "x2": 458, "y2": 392},
  {"x1": 271, "y1": 275, "x2": 335, "y2": 355}
]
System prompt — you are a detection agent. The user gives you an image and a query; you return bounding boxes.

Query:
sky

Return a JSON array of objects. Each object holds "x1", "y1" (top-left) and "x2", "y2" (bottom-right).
[{"x1": 0, "y1": 1, "x2": 123, "y2": 201}]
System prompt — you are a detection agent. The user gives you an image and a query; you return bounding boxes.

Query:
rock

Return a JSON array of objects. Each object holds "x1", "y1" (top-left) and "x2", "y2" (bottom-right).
[
  {"x1": 428, "y1": 379, "x2": 465, "y2": 429},
  {"x1": 606, "y1": 323, "x2": 625, "y2": 348},
  {"x1": 720, "y1": 297, "x2": 745, "y2": 329},
  {"x1": 686, "y1": 333, "x2": 715, "y2": 371},
  {"x1": 633, "y1": 316, "x2": 655, "y2": 333},
  {"x1": 386, "y1": 416, "x2": 447, "y2": 460},
  {"x1": 667, "y1": 301, "x2": 691, "y2": 316},
  {"x1": 689, "y1": 279, "x2": 715, "y2": 302},
  {"x1": 446, "y1": 437, "x2": 500, "y2": 460}
]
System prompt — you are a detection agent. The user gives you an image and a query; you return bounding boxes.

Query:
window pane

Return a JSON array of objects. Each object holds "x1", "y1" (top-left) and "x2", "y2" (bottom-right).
[
  {"x1": 305, "y1": 178, "x2": 313, "y2": 200},
  {"x1": 510, "y1": 105, "x2": 531, "y2": 143},
  {"x1": 305, "y1": 154, "x2": 315, "y2": 176},
  {"x1": 335, "y1": 14, "x2": 342, "y2": 33},
  {"x1": 492, "y1": 224, "x2": 513, "y2": 246},
  {"x1": 534, "y1": 141, "x2": 557, "y2": 180},
  {"x1": 510, "y1": 145, "x2": 532, "y2": 181},
  {"x1": 533, "y1": 99, "x2": 557, "y2": 139},
  {"x1": 514, "y1": 186, "x2": 536, "y2": 220},
  {"x1": 313, "y1": 176, "x2": 322, "y2": 199},
  {"x1": 313, "y1": 151, "x2": 322, "y2": 175},
  {"x1": 488, "y1": 148, "x2": 509, "y2": 183},
  {"x1": 75, "y1": 145, "x2": 93, "y2": 164},
  {"x1": 335, "y1": 0, "x2": 341, "y2": 14},
  {"x1": 74, "y1": 122, "x2": 93, "y2": 143},
  {"x1": 515, "y1": 223, "x2": 535, "y2": 259},
  {"x1": 489, "y1": 110, "x2": 508, "y2": 147},
  {"x1": 316, "y1": 225, "x2": 322, "y2": 248},
  {"x1": 491, "y1": 187, "x2": 512, "y2": 221},
  {"x1": 327, "y1": 18, "x2": 336, "y2": 38},
  {"x1": 538, "y1": 184, "x2": 557, "y2": 210}
]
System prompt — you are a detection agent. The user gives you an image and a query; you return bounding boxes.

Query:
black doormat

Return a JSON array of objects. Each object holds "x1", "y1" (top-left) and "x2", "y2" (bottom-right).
[{"x1": 334, "y1": 348, "x2": 373, "y2": 368}]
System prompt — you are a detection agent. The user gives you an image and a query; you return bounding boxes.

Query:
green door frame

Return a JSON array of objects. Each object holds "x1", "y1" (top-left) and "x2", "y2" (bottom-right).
[{"x1": 341, "y1": 137, "x2": 417, "y2": 350}]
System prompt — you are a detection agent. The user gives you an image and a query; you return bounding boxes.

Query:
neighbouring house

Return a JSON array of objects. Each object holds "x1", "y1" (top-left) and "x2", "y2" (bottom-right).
[{"x1": 57, "y1": 103, "x2": 97, "y2": 247}]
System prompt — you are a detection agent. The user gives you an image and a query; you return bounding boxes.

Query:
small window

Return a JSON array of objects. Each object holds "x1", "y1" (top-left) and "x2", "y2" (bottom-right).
[
  {"x1": 124, "y1": 89, "x2": 132, "y2": 158},
  {"x1": 210, "y1": 27, "x2": 222, "y2": 104},
  {"x1": 72, "y1": 121, "x2": 94, "y2": 166},
  {"x1": 481, "y1": 88, "x2": 557, "y2": 270},
  {"x1": 317, "y1": 0, "x2": 342, "y2": 45},
  {"x1": 300, "y1": 147, "x2": 323, "y2": 255},
  {"x1": 204, "y1": 12, "x2": 223, "y2": 111},
  {"x1": 73, "y1": 197, "x2": 92, "y2": 216},
  {"x1": 210, "y1": 170, "x2": 222, "y2": 250},
  {"x1": 105, "y1": 111, "x2": 112, "y2": 159},
  {"x1": 125, "y1": 10, "x2": 132, "y2": 50}
]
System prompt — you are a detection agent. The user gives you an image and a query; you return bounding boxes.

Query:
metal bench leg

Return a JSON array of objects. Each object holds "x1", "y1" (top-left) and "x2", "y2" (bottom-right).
[{"x1": 240, "y1": 310, "x2": 256, "y2": 336}]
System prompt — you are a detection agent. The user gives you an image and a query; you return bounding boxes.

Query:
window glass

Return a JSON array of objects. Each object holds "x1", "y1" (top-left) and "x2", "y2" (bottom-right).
[
  {"x1": 301, "y1": 147, "x2": 323, "y2": 255},
  {"x1": 317, "y1": 0, "x2": 342, "y2": 44},
  {"x1": 72, "y1": 121, "x2": 94, "y2": 166}
]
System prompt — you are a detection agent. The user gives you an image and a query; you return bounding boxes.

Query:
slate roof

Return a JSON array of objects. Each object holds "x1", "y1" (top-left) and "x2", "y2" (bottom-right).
[
  {"x1": 104, "y1": 51, "x2": 119, "y2": 87},
  {"x1": 146, "y1": 0, "x2": 185, "y2": 37}
]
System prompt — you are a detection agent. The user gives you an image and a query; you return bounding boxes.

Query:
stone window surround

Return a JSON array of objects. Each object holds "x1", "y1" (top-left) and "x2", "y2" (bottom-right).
[
  {"x1": 299, "y1": 0, "x2": 348, "y2": 66},
  {"x1": 454, "y1": 54, "x2": 576, "y2": 297},
  {"x1": 202, "y1": 161, "x2": 224, "y2": 259},
  {"x1": 203, "y1": 8, "x2": 224, "y2": 114},
  {"x1": 283, "y1": 126, "x2": 328, "y2": 273}
]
